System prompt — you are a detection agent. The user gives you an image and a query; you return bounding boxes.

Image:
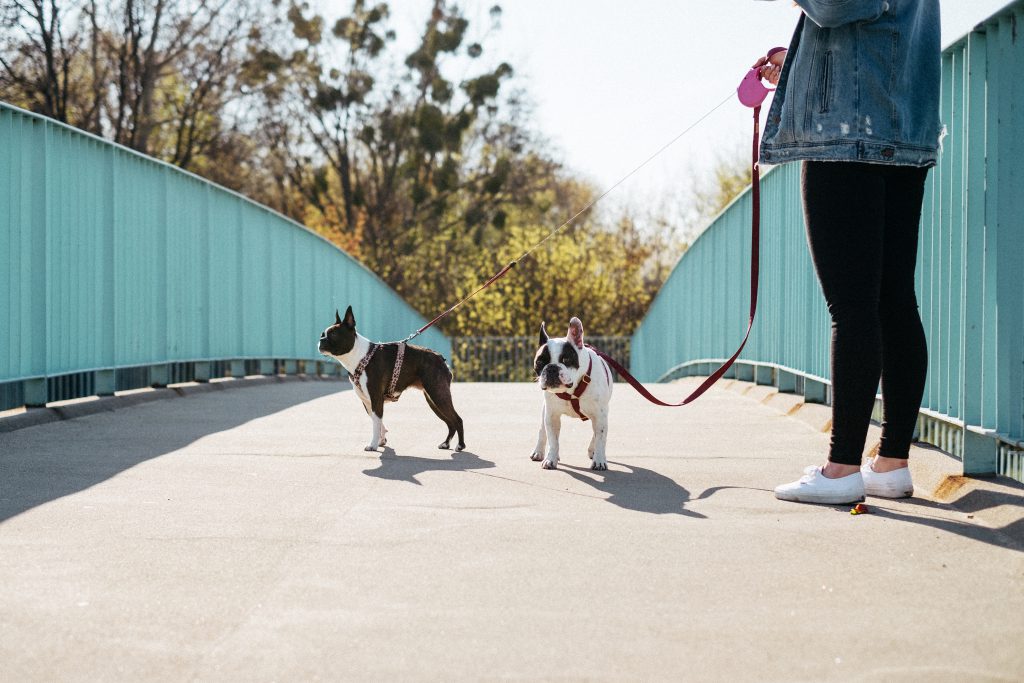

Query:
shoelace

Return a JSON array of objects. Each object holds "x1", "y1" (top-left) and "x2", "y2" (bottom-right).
[{"x1": 800, "y1": 465, "x2": 820, "y2": 483}]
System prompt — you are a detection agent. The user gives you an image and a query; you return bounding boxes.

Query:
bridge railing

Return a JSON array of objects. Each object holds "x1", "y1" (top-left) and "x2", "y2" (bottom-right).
[
  {"x1": 451, "y1": 336, "x2": 630, "y2": 382},
  {"x1": 630, "y1": 1, "x2": 1024, "y2": 481},
  {"x1": 0, "y1": 102, "x2": 450, "y2": 411}
]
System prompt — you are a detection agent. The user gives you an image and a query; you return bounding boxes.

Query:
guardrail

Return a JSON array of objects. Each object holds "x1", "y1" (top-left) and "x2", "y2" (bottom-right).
[
  {"x1": 630, "y1": 2, "x2": 1024, "y2": 482},
  {"x1": 0, "y1": 102, "x2": 450, "y2": 411}
]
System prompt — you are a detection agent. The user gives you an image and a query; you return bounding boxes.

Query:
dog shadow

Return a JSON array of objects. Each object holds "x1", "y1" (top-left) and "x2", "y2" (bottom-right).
[
  {"x1": 559, "y1": 461, "x2": 707, "y2": 518},
  {"x1": 362, "y1": 447, "x2": 495, "y2": 486}
]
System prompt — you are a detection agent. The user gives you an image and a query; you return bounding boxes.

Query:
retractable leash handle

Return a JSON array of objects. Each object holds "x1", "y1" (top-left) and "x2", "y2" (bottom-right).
[
  {"x1": 588, "y1": 50, "x2": 783, "y2": 407},
  {"x1": 737, "y1": 46, "x2": 784, "y2": 107},
  {"x1": 737, "y1": 68, "x2": 773, "y2": 108}
]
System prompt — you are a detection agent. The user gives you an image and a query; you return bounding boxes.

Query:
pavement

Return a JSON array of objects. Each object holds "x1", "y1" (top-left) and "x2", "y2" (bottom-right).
[{"x1": 1, "y1": 376, "x2": 1022, "y2": 682}]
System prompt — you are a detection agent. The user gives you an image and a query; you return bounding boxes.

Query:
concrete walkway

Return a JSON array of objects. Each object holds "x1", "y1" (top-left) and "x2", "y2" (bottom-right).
[{"x1": 1, "y1": 377, "x2": 1022, "y2": 682}]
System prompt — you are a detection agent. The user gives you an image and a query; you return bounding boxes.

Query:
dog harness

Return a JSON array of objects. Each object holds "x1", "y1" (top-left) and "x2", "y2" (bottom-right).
[
  {"x1": 556, "y1": 356, "x2": 594, "y2": 421},
  {"x1": 348, "y1": 342, "x2": 406, "y2": 403},
  {"x1": 386, "y1": 343, "x2": 406, "y2": 402}
]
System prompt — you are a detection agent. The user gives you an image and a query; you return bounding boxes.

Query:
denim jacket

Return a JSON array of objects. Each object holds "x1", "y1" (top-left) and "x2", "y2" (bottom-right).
[{"x1": 760, "y1": 0, "x2": 942, "y2": 167}]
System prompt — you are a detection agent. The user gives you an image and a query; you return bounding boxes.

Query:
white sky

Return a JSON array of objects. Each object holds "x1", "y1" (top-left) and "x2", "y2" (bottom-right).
[{"x1": 382, "y1": 1, "x2": 1009, "y2": 213}]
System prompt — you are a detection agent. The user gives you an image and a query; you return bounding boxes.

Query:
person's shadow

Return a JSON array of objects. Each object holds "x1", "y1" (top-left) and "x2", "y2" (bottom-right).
[
  {"x1": 362, "y1": 448, "x2": 495, "y2": 485},
  {"x1": 693, "y1": 480, "x2": 1024, "y2": 553},
  {"x1": 868, "y1": 489, "x2": 1024, "y2": 552},
  {"x1": 559, "y1": 461, "x2": 706, "y2": 518}
]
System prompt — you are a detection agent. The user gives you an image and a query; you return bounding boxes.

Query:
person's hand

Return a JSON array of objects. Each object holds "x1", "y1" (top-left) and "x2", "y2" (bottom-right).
[{"x1": 752, "y1": 49, "x2": 787, "y2": 86}]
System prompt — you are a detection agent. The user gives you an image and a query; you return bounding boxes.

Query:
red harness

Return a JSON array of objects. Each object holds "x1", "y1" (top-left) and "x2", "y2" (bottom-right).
[{"x1": 555, "y1": 357, "x2": 595, "y2": 420}]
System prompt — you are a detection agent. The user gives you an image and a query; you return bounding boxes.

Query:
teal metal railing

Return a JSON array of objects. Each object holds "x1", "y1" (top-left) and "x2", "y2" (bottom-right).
[
  {"x1": 0, "y1": 102, "x2": 450, "y2": 411},
  {"x1": 631, "y1": 2, "x2": 1024, "y2": 481}
]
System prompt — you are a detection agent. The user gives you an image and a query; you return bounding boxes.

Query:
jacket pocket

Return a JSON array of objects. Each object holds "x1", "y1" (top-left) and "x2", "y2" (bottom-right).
[{"x1": 819, "y1": 51, "x2": 834, "y2": 114}]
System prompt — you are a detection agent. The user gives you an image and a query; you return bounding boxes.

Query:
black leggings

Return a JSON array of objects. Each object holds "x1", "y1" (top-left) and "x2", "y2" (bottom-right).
[{"x1": 802, "y1": 161, "x2": 929, "y2": 466}]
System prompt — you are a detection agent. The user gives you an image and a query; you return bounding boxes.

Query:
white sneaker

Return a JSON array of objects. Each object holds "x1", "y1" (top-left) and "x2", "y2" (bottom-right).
[
  {"x1": 861, "y1": 460, "x2": 914, "y2": 498},
  {"x1": 775, "y1": 465, "x2": 865, "y2": 504}
]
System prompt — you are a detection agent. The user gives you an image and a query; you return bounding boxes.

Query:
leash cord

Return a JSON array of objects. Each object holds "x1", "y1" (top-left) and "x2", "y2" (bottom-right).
[
  {"x1": 398, "y1": 90, "x2": 737, "y2": 344},
  {"x1": 589, "y1": 103, "x2": 762, "y2": 406},
  {"x1": 513, "y1": 90, "x2": 736, "y2": 264}
]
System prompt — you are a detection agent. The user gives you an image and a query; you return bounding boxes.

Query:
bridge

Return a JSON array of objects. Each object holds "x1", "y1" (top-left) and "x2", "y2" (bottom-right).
[{"x1": 2, "y1": 3, "x2": 1023, "y2": 680}]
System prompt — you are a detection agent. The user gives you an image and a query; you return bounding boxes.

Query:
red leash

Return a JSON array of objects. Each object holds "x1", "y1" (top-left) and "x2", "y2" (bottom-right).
[{"x1": 589, "y1": 103, "x2": 763, "y2": 406}]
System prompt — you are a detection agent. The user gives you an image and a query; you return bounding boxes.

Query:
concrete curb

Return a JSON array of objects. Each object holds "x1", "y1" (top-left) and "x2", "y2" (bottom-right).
[{"x1": 0, "y1": 375, "x2": 346, "y2": 434}]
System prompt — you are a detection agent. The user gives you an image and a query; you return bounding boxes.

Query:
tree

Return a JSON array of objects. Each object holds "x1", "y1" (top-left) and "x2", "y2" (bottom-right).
[
  {"x1": 681, "y1": 142, "x2": 752, "y2": 239},
  {"x1": 1, "y1": 0, "x2": 268, "y2": 172},
  {"x1": 0, "y1": 0, "x2": 84, "y2": 124}
]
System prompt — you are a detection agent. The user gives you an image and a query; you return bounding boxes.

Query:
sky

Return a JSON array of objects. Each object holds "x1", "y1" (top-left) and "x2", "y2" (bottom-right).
[{"x1": 383, "y1": 0, "x2": 1010, "y2": 213}]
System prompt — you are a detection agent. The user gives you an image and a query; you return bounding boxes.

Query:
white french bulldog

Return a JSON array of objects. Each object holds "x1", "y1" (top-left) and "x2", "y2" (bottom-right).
[{"x1": 531, "y1": 317, "x2": 613, "y2": 471}]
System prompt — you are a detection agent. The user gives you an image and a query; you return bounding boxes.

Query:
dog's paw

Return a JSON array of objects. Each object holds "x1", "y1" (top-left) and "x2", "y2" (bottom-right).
[
  {"x1": 591, "y1": 460, "x2": 607, "y2": 471},
  {"x1": 438, "y1": 441, "x2": 451, "y2": 450},
  {"x1": 541, "y1": 459, "x2": 558, "y2": 470},
  {"x1": 530, "y1": 451, "x2": 543, "y2": 462},
  {"x1": 455, "y1": 442, "x2": 465, "y2": 452},
  {"x1": 365, "y1": 444, "x2": 379, "y2": 452}
]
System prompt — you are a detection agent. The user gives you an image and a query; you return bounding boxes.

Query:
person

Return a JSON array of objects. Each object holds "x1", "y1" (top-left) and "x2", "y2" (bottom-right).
[{"x1": 752, "y1": 0, "x2": 943, "y2": 504}]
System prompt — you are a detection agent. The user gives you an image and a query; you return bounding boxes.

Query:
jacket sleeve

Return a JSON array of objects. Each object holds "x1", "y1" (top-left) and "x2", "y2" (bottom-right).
[{"x1": 794, "y1": 0, "x2": 888, "y2": 28}]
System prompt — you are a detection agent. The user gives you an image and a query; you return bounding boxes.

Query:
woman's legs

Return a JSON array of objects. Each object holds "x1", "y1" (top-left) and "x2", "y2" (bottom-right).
[
  {"x1": 877, "y1": 165, "x2": 930, "y2": 460},
  {"x1": 801, "y1": 161, "x2": 929, "y2": 469}
]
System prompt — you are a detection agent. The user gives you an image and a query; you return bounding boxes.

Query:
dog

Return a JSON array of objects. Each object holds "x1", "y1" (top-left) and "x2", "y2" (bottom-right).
[
  {"x1": 318, "y1": 306, "x2": 465, "y2": 452},
  {"x1": 531, "y1": 317, "x2": 613, "y2": 470}
]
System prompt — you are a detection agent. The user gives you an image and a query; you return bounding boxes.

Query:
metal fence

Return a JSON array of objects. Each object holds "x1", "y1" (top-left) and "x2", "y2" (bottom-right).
[
  {"x1": 631, "y1": 2, "x2": 1024, "y2": 481},
  {"x1": 0, "y1": 102, "x2": 450, "y2": 410},
  {"x1": 452, "y1": 336, "x2": 630, "y2": 382}
]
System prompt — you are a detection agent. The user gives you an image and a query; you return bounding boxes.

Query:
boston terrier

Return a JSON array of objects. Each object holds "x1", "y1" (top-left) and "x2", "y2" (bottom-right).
[
  {"x1": 319, "y1": 306, "x2": 465, "y2": 452},
  {"x1": 531, "y1": 317, "x2": 613, "y2": 470}
]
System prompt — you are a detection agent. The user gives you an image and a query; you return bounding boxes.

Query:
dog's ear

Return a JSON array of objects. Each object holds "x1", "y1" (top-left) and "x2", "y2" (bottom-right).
[
  {"x1": 343, "y1": 305, "x2": 356, "y2": 327},
  {"x1": 335, "y1": 309, "x2": 342, "y2": 326},
  {"x1": 539, "y1": 322, "x2": 549, "y2": 347},
  {"x1": 567, "y1": 317, "x2": 584, "y2": 349}
]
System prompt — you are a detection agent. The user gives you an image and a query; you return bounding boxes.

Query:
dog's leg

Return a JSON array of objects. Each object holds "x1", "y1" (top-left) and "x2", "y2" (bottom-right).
[
  {"x1": 366, "y1": 396, "x2": 386, "y2": 451},
  {"x1": 424, "y1": 392, "x2": 457, "y2": 451},
  {"x1": 589, "y1": 407, "x2": 610, "y2": 471},
  {"x1": 542, "y1": 407, "x2": 561, "y2": 470},
  {"x1": 366, "y1": 412, "x2": 384, "y2": 451},
  {"x1": 531, "y1": 403, "x2": 546, "y2": 461},
  {"x1": 423, "y1": 378, "x2": 465, "y2": 452}
]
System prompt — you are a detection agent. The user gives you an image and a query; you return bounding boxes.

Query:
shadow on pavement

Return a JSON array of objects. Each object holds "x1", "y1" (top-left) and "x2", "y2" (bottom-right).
[
  {"x1": 560, "y1": 461, "x2": 707, "y2": 518},
  {"x1": 695, "y1": 484, "x2": 1024, "y2": 553},
  {"x1": 362, "y1": 449, "x2": 496, "y2": 485},
  {"x1": 0, "y1": 381, "x2": 343, "y2": 524},
  {"x1": 871, "y1": 495, "x2": 1024, "y2": 553}
]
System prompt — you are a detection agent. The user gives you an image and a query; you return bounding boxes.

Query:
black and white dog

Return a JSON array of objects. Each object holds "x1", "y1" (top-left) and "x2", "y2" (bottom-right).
[
  {"x1": 319, "y1": 306, "x2": 465, "y2": 452},
  {"x1": 531, "y1": 317, "x2": 613, "y2": 470}
]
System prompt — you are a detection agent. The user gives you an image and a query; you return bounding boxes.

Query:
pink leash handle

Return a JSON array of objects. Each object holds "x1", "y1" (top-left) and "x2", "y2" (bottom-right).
[{"x1": 737, "y1": 46, "x2": 786, "y2": 108}]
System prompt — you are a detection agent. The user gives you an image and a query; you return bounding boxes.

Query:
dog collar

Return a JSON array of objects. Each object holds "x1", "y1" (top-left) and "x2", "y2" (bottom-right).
[{"x1": 556, "y1": 356, "x2": 593, "y2": 421}]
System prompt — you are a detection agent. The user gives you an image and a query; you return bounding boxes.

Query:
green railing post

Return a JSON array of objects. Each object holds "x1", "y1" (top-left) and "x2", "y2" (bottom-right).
[{"x1": 960, "y1": 30, "x2": 996, "y2": 475}]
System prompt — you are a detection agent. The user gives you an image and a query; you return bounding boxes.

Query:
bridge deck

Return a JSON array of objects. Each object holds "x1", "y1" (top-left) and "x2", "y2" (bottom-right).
[{"x1": 1, "y1": 379, "x2": 1022, "y2": 680}]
